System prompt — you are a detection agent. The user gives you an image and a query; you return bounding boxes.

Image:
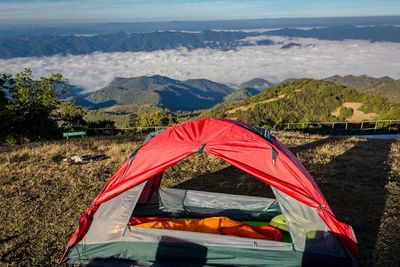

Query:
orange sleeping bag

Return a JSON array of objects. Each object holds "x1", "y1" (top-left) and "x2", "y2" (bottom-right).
[{"x1": 129, "y1": 216, "x2": 282, "y2": 241}]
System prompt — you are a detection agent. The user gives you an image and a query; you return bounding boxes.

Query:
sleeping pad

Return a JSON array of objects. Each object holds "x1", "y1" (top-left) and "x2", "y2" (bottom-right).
[{"x1": 129, "y1": 216, "x2": 282, "y2": 241}]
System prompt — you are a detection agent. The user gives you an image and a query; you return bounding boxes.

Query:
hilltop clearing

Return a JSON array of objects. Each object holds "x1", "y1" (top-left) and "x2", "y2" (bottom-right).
[{"x1": 331, "y1": 102, "x2": 378, "y2": 122}]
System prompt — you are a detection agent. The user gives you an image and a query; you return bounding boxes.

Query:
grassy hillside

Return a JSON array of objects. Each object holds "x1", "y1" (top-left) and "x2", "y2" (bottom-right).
[
  {"x1": 202, "y1": 79, "x2": 400, "y2": 127},
  {"x1": 0, "y1": 134, "x2": 399, "y2": 266}
]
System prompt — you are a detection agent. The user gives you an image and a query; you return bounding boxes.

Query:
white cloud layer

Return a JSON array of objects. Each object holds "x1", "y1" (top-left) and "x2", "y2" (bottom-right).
[{"x1": 1, "y1": 36, "x2": 400, "y2": 92}]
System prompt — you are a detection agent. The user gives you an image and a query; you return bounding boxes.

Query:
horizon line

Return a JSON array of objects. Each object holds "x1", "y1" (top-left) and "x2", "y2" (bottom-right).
[{"x1": 2, "y1": 14, "x2": 400, "y2": 27}]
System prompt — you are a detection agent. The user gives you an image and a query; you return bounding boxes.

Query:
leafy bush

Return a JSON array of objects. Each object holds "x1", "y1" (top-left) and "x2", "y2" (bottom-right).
[
  {"x1": 139, "y1": 110, "x2": 177, "y2": 127},
  {"x1": 339, "y1": 107, "x2": 354, "y2": 120}
]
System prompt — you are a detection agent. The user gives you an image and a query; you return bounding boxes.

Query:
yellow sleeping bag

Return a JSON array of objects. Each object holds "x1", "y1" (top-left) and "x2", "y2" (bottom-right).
[{"x1": 270, "y1": 214, "x2": 289, "y2": 232}]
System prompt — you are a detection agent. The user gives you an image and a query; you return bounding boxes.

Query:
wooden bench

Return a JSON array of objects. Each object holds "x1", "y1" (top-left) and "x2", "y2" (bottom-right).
[{"x1": 63, "y1": 131, "x2": 87, "y2": 139}]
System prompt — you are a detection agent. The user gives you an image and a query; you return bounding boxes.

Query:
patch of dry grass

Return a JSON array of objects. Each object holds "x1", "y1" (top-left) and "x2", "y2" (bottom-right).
[{"x1": 0, "y1": 132, "x2": 399, "y2": 266}]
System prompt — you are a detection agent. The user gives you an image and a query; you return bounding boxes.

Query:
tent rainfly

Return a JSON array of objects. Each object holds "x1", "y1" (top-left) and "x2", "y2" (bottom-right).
[{"x1": 63, "y1": 118, "x2": 358, "y2": 266}]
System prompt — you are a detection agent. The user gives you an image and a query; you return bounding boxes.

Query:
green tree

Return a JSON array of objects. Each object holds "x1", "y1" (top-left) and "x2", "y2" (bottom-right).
[
  {"x1": 339, "y1": 107, "x2": 353, "y2": 120},
  {"x1": 6, "y1": 68, "x2": 64, "y2": 138},
  {"x1": 139, "y1": 110, "x2": 177, "y2": 127},
  {"x1": 58, "y1": 101, "x2": 86, "y2": 130}
]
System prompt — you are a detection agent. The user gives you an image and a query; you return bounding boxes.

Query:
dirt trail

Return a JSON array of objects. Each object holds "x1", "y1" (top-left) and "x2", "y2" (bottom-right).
[
  {"x1": 331, "y1": 102, "x2": 377, "y2": 122},
  {"x1": 226, "y1": 94, "x2": 286, "y2": 114}
]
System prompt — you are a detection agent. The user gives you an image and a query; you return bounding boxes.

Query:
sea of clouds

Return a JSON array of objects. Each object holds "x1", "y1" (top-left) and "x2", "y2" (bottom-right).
[{"x1": 0, "y1": 36, "x2": 399, "y2": 92}]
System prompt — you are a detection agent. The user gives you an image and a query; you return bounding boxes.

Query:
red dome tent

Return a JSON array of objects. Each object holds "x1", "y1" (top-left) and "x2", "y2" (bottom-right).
[{"x1": 63, "y1": 118, "x2": 358, "y2": 266}]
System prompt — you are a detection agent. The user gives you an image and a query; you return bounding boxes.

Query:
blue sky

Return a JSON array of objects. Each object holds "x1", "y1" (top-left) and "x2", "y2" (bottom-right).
[{"x1": 0, "y1": 0, "x2": 400, "y2": 25}]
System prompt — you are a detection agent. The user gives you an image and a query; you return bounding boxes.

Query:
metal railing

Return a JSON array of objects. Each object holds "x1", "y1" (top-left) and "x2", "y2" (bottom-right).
[
  {"x1": 277, "y1": 120, "x2": 400, "y2": 132},
  {"x1": 73, "y1": 120, "x2": 400, "y2": 137}
]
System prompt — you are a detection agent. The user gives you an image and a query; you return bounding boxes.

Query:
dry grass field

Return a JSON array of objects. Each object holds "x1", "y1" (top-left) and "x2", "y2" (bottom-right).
[{"x1": 0, "y1": 132, "x2": 399, "y2": 266}]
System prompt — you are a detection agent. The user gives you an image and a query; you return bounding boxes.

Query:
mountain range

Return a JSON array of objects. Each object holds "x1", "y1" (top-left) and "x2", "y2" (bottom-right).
[
  {"x1": 1, "y1": 25, "x2": 400, "y2": 59},
  {"x1": 0, "y1": 30, "x2": 266, "y2": 59},
  {"x1": 66, "y1": 74, "x2": 400, "y2": 114},
  {"x1": 66, "y1": 75, "x2": 269, "y2": 112}
]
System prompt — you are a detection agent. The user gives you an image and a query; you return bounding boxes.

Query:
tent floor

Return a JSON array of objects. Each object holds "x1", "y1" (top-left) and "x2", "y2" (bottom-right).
[{"x1": 67, "y1": 241, "x2": 356, "y2": 267}]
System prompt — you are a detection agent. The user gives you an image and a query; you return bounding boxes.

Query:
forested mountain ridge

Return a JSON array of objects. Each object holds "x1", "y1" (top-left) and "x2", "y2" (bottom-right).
[{"x1": 201, "y1": 79, "x2": 400, "y2": 127}]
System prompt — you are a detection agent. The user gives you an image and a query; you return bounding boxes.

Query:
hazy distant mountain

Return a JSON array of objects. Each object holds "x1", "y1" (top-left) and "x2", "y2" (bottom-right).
[
  {"x1": 240, "y1": 78, "x2": 272, "y2": 90},
  {"x1": 83, "y1": 75, "x2": 234, "y2": 111},
  {"x1": 224, "y1": 78, "x2": 272, "y2": 102},
  {"x1": 325, "y1": 75, "x2": 400, "y2": 102}
]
